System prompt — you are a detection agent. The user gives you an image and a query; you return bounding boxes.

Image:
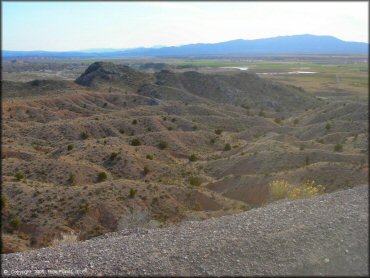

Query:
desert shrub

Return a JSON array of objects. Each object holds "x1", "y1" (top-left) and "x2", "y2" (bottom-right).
[
  {"x1": 171, "y1": 118, "x2": 176, "y2": 122},
  {"x1": 67, "y1": 144, "x2": 74, "y2": 151},
  {"x1": 269, "y1": 180, "x2": 291, "y2": 201},
  {"x1": 224, "y1": 143, "x2": 231, "y2": 151},
  {"x1": 167, "y1": 126, "x2": 173, "y2": 131},
  {"x1": 119, "y1": 129, "x2": 125, "y2": 134},
  {"x1": 146, "y1": 154, "x2": 153, "y2": 160},
  {"x1": 258, "y1": 110, "x2": 266, "y2": 117},
  {"x1": 214, "y1": 129, "x2": 223, "y2": 135},
  {"x1": 51, "y1": 231, "x2": 78, "y2": 246},
  {"x1": 274, "y1": 118, "x2": 281, "y2": 124},
  {"x1": 80, "y1": 132, "x2": 89, "y2": 140},
  {"x1": 293, "y1": 118, "x2": 299, "y2": 125},
  {"x1": 130, "y1": 138, "x2": 141, "y2": 146},
  {"x1": 109, "y1": 152, "x2": 118, "y2": 161},
  {"x1": 334, "y1": 143, "x2": 343, "y2": 152},
  {"x1": 158, "y1": 141, "x2": 168, "y2": 149},
  {"x1": 97, "y1": 172, "x2": 107, "y2": 182},
  {"x1": 305, "y1": 156, "x2": 310, "y2": 166},
  {"x1": 129, "y1": 188, "x2": 137, "y2": 198},
  {"x1": 189, "y1": 176, "x2": 202, "y2": 186},
  {"x1": 79, "y1": 202, "x2": 89, "y2": 214},
  {"x1": 299, "y1": 145, "x2": 305, "y2": 151},
  {"x1": 269, "y1": 180, "x2": 324, "y2": 201},
  {"x1": 288, "y1": 180, "x2": 324, "y2": 199},
  {"x1": 132, "y1": 119, "x2": 137, "y2": 125},
  {"x1": 143, "y1": 166, "x2": 150, "y2": 175},
  {"x1": 14, "y1": 172, "x2": 24, "y2": 181},
  {"x1": 325, "y1": 122, "x2": 331, "y2": 130},
  {"x1": 9, "y1": 216, "x2": 21, "y2": 230},
  {"x1": 192, "y1": 125, "x2": 198, "y2": 130},
  {"x1": 68, "y1": 173, "x2": 76, "y2": 186},
  {"x1": 210, "y1": 138, "x2": 216, "y2": 144},
  {"x1": 189, "y1": 154, "x2": 197, "y2": 162},
  {"x1": 1, "y1": 195, "x2": 7, "y2": 209}
]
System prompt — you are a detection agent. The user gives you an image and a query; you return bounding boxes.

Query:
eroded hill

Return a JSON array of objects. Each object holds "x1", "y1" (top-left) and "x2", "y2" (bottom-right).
[{"x1": 1, "y1": 62, "x2": 368, "y2": 253}]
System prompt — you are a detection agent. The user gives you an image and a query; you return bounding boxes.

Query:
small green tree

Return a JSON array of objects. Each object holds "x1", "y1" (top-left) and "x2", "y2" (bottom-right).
[
  {"x1": 129, "y1": 188, "x2": 137, "y2": 198},
  {"x1": 67, "y1": 144, "x2": 74, "y2": 151},
  {"x1": 97, "y1": 172, "x2": 107, "y2": 182},
  {"x1": 80, "y1": 132, "x2": 89, "y2": 140},
  {"x1": 274, "y1": 118, "x2": 281, "y2": 124},
  {"x1": 158, "y1": 141, "x2": 168, "y2": 150},
  {"x1": 109, "y1": 152, "x2": 118, "y2": 161},
  {"x1": 68, "y1": 173, "x2": 76, "y2": 186},
  {"x1": 132, "y1": 119, "x2": 137, "y2": 125},
  {"x1": 214, "y1": 129, "x2": 223, "y2": 135},
  {"x1": 143, "y1": 166, "x2": 150, "y2": 175},
  {"x1": 334, "y1": 143, "x2": 343, "y2": 152},
  {"x1": 146, "y1": 154, "x2": 153, "y2": 160},
  {"x1": 224, "y1": 143, "x2": 232, "y2": 151},
  {"x1": 130, "y1": 138, "x2": 141, "y2": 146},
  {"x1": 9, "y1": 216, "x2": 21, "y2": 230},
  {"x1": 14, "y1": 172, "x2": 24, "y2": 181},
  {"x1": 293, "y1": 118, "x2": 299, "y2": 125},
  {"x1": 189, "y1": 176, "x2": 202, "y2": 187},
  {"x1": 189, "y1": 154, "x2": 197, "y2": 162},
  {"x1": 325, "y1": 122, "x2": 331, "y2": 131}
]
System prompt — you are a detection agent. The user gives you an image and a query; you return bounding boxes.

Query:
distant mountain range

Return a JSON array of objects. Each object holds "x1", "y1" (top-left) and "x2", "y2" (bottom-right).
[{"x1": 3, "y1": 34, "x2": 368, "y2": 59}]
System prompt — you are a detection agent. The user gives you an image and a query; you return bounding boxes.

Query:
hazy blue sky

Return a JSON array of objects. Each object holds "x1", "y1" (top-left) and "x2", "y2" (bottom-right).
[{"x1": 3, "y1": 1, "x2": 368, "y2": 51}]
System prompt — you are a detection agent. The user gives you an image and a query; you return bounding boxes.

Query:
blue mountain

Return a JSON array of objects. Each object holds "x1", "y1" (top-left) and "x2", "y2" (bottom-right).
[{"x1": 3, "y1": 34, "x2": 368, "y2": 58}]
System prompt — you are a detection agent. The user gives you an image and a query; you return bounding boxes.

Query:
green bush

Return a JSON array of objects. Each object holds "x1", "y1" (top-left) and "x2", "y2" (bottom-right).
[
  {"x1": 80, "y1": 132, "x2": 89, "y2": 140},
  {"x1": 68, "y1": 173, "x2": 76, "y2": 186},
  {"x1": 224, "y1": 143, "x2": 232, "y2": 151},
  {"x1": 258, "y1": 110, "x2": 266, "y2": 117},
  {"x1": 158, "y1": 141, "x2": 168, "y2": 149},
  {"x1": 325, "y1": 122, "x2": 331, "y2": 130},
  {"x1": 1, "y1": 195, "x2": 7, "y2": 209},
  {"x1": 9, "y1": 216, "x2": 21, "y2": 230},
  {"x1": 109, "y1": 152, "x2": 118, "y2": 161},
  {"x1": 97, "y1": 172, "x2": 107, "y2": 182},
  {"x1": 274, "y1": 118, "x2": 281, "y2": 124},
  {"x1": 214, "y1": 129, "x2": 223, "y2": 135},
  {"x1": 192, "y1": 125, "x2": 198, "y2": 130},
  {"x1": 334, "y1": 143, "x2": 343, "y2": 152},
  {"x1": 67, "y1": 144, "x2": 74, "y2": 151},
  {"x1": 143, "y1": 166, "x2": 150, "y2": 175},
  {"x1": 293, "y1": 118, "x2": 299, "y2": 125},
  {"x1": 189, "y1": 176, "x2": 202, "y2": 187},
  {"x1": 129, "y1": 188, "x2": 137, "y2": 198},
  {"x1": 14, "y1": 172, "x2": 24, "y2": 181},
  {"x1": 130, "y1": 138, "x2": 141, "y2": 146},
  {"x1": 189, "y1": 154, "x2": 197, "y2": 162},
  {"x1": 146, "y1": 154, "x2": 153, "y2": 160},
  {"x1": 132, "y1": 119, "x2": 137, "y2": 125}
]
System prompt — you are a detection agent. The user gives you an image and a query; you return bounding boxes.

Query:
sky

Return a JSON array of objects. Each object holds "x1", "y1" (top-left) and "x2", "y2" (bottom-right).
[{"x1": 2, "y1": 1, "x2": 369, "y2": 51}]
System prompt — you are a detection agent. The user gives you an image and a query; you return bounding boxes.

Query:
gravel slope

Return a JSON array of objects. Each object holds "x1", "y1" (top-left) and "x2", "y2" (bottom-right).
[{"x1": 2, "y1": 185, "x2": 368, "y2": 276}]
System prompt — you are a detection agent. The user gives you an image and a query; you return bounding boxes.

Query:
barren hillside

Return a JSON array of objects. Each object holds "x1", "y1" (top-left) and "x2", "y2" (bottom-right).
[{"x1": 1, "y1": 62, "x2": 368, "y2": 253}]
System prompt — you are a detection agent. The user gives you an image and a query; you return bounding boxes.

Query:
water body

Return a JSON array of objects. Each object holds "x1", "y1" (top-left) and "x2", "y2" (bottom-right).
[
  {"x1": 257, "y1": 71, "x2": 318, "y2": 75},
  {"x1": 220, "y1": 67, "x2": 249, "y2": 71}
]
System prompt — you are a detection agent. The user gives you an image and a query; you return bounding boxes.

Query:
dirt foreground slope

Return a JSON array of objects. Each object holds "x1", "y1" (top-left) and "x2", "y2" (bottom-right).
[{"x1": 1, "y1": 185, "x2": 368, "y2": 276}]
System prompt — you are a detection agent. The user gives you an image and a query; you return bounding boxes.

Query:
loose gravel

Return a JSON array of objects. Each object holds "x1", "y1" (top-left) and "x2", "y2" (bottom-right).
[{"x1": 2, "y1": 185, "x2": 368, "y2": 276}]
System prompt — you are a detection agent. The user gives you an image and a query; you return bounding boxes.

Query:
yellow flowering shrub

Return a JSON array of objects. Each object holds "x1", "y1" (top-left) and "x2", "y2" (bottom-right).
[{"x1": 269, "y1": 180, "x2": 325, "y2": 201}]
